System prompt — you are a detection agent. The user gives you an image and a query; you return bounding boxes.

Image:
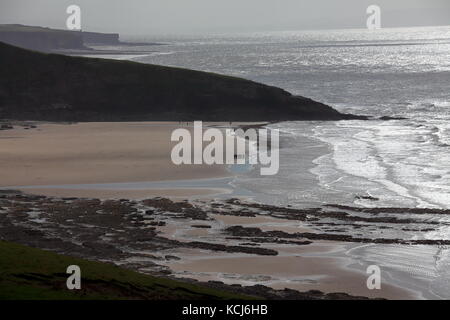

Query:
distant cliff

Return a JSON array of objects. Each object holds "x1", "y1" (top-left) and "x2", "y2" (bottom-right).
[
  {"x1": 0, "y1": 41, "x2": 364, "y2": 122},
  {"x1": 0, "y1": 24, "x2": 121, "y2": 51},
  {"x1": 0, "y1": 25, "x2": 85, "y2": 51},
  {"x1": 81, "y1": 31, "x2": 120, "y2": 45}
]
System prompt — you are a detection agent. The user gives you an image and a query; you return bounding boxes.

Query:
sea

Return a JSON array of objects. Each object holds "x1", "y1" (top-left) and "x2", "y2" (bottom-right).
[{"x1": 95, "y1": 26, "x2": 450, "y2": 299}]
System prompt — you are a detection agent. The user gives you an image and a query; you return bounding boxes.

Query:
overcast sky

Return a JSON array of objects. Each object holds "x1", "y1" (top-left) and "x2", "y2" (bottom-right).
[{"x1": 1, "y1": 0, "x2": 450, "y2": 34}]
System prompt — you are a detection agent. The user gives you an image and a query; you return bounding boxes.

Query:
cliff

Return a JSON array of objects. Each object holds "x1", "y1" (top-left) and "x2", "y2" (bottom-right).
[
  {"x1": 0, "y1": 24, "x2": 122, "y2": 51},
  {"x1": 81, "y1": 31, "x2": 120, "y2": 45},
  {"x1": 0, "y1": 41, "x2": 364, "y2": 122},
  {"x1": 0, "y1": 24, "x2": 85, "y2": 51}
]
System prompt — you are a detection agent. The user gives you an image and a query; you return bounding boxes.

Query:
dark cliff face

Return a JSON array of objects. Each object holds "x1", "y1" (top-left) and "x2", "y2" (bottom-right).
[
  {"x1": 0, "y1": 41, "x2": 362, "y2": 122},
  {"x1": 0, "y1": 25, "x2": 121, "y2": 51},
  {"x1": 81, "y1": 32, "x2": 120, "y2": 45},
  {"x1": 0, "y1": 29, "x2": 85, "y2": 52}
]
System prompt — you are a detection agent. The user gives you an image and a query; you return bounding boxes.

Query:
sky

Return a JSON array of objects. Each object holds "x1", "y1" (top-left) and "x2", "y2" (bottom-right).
[{"x1": 1, "y1": 0, "x2": 450, "y2": 35}]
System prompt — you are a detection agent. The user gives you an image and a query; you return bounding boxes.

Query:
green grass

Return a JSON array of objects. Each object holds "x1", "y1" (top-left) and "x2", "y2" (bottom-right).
[{"x1": 0, "y1": 241, "x2": 255, "y2": 300}]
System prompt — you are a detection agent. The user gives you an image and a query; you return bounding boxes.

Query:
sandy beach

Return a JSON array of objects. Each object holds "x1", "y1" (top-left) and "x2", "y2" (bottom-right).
[{"x1": 0, "y1": 122, "x2": 229, "y2": 196}]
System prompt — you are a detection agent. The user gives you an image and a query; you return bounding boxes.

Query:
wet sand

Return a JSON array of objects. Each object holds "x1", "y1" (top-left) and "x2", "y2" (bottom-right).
[
  {"x1": 167, "y1": 251, "x2": 415, "y2": 299},
  {"x1": 158, "y1": 213, "x2": 417, "y2": 299}
]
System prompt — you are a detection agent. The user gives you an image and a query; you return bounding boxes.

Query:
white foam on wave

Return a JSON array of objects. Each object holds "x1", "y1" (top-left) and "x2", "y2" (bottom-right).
[{"x1": 311, "y1": 118, "x2": 450, "y2": 209}]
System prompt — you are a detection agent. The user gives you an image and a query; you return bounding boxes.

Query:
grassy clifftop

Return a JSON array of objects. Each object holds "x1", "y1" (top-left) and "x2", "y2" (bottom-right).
[
  {"x1": 0, "y1": 41, "x2": 359, "y2": 122},
  {"x1": 0, "y1": 241, "x2": 253, "y2": 300}
]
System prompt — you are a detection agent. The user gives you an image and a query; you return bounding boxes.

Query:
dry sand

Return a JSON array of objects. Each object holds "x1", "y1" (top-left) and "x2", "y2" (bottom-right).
[{"x1": 0, "y1": 122, "x2": 229, "y2": 197}]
